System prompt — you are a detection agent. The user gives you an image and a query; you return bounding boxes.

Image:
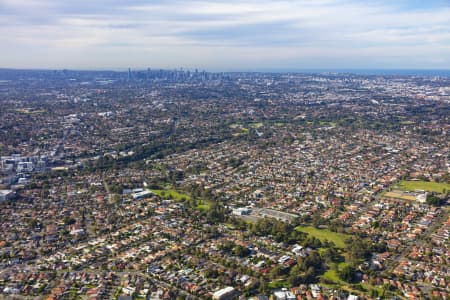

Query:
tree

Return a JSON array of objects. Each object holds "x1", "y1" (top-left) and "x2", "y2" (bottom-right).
[
  {"x1": 27, "y1": 218, "x2": 38, "y2": 229},
  {"x1": 304, "y1": 266, "x2": 316, "y2": 283},
  {"x1": 346, "y1": 237, "x2": 371, "y2": 262},
  {"x1": 321, "y1": 247, "x2": 344, "y2": 263},
  {"x1": 304, "y1": 236, "x2": 322, "y2": 249},
  {"x1": 204, "y1": 268, "x2": 219, "y2": 278},
  {"x1": 206, "y1": 201, "x2": 226, "y2": 223},
  {"x1": 269, "y1": 265, "x2": 283, "y2": 280},
  {"x1": 426, "y1": 194, "x2": 444, "y2": 206},
  {"x1": 338, "y1": 264, "x2": 356, "y2": 283},
  {"x1": 301, "y1": 251, "x2": 323, "y2": 271},
  {"x1": 288, "y1": 264, "x2": 303, "y2": 286},
  {"x1": 258, "y1": 277, "x2": 267, "y2": 294},
  {"x1": 233, "y1": 245, "x2": 251, "y2": 258},
  {"x1": 63, "y1": 217, "x2": 76, "y2": 226}
]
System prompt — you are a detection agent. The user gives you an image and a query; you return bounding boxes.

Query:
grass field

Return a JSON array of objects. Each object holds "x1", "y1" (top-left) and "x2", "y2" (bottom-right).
[
  {"x1": 230, "y1": 124, "x2": 249, "y2": 135},
  {"x1": 400, "y1": 121, "x2": 415, "y2": 125},
  {"x1": 321, "y1": 262, "x2": 386, "y2": 297},
  {"x1": 150, "y1": 188, "x2": 191, "y2": 201},
  {"x1": 318, "y1": 121, "x2": 337, "y2": 126},
  {"x1": 395, "y1": 180, "x2": 450, "y2": 194},
  {"x1": 249, "y1": 122, "x2": 264, "y2": 128},
  {"x1": 295, "y1": 226, "x2": 349, "y2": 248},
  {"x1": 322, "y1": 262, "x2": 348, "y2": 283},
  {"x1": 15, "y1": 108, "x2": 47, "y2": 114},
  {"x1": 196, "y1": 200, "x2": 212, "y2": 211},
  {"x1": 150, "y1": 188, "x2": 213, "y2": 211},
  {"x1": 196, "y1": 204, "x2": 210, "y2": 211},
  {"x1": 322, "y1": 269, "x2": 341, "y2": 283},
  {"x1": 268, "y1": 279, "x2": 289, "y2": 289},
  {"x1": 383, "y1": 191, "x2": 417, "y2": 201}
]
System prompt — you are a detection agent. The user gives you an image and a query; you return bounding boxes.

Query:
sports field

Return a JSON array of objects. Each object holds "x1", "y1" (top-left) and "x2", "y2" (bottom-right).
[
  {"x1": 395, "y1": 180, "x2": 450, "y2": 193},
  {"x1": 150, "y1": 188, "x2": 191, "y2": 201},
  {"x1": 295, "y1": 226, "x2": 349, "y2": 248}
]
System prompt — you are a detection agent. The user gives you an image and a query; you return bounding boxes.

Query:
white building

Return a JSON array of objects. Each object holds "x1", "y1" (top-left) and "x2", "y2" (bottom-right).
[
  {"x1": 232, "y1": 207, "x2": 251, "y2": 216},
  {"x1": 212, "y1": 287, "x2": 238, "y2": 300},
  {"x1": 416, "y1": 192, "x2": 427, "y2": 203},
  {"x1": 0, "y1": 190, "x2": 14, "y2": 202},
  {"x1": 132, "y1": 190, "x2": 153, "y2": 200},
  {"x1": 273, "y1": 289, "x2": 296, "y2": 300}
]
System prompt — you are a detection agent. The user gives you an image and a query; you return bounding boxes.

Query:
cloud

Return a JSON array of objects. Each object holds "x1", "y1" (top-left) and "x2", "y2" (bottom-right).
[{"x1": 1, "y1": 0, "x2": 450, "y2": 69}]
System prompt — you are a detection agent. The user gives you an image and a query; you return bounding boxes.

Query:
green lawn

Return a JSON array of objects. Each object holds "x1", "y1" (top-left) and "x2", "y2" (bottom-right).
[
  {"x1": 395, "y1": 180, "x2": 450, "y2": 194},
  {"x1": 249, "y1": 122, "x2": 264, "y2": 128},
  {"x1": 322, "y1": 262, "x2": 348, "y2": 283},
  {"x1": 232, "y1": 132, "x2": 244, "y2": 137},
  {"x1": 318, "y1": 247, "x2": 327, "y2": 255},
  {"x1": 150, "y1": 188, "x2": 213, "y2": 211},
  {"x1": 15, "y1": 108, "x2": 47, "y2": 114},
  {"x1": 295, "y1": 226, "x2": 349, "y2": 248},
  {"x1": 196, "y1": 200, "x2": 212, "y2": 211},
  {"x1": 322, "y1": 269, "x2": 341, "y2": 283},
  {"x1": 197, "y1": 205, "x2": 209, "y2": 211},
  {"x1": 319, "y1": 121, "x2": 337, "y2": 126},
  {"x1": 268, "y1": 279, "x2": 290, "y2": 289},
  {"x1": 361, "y1": 283, "x2": 384, "y2": 297},
  {"x1": 322, "y1": 263, "x2": 384, "y2": 297},
  {"x1": 150, "y1": 188, "x2": 191, "y2": 201}
]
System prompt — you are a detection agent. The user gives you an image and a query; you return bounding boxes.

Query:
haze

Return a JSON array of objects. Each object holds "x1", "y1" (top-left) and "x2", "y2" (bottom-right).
[{"x1": 1, "y1": 0, "x2": 450, "y2": 70}]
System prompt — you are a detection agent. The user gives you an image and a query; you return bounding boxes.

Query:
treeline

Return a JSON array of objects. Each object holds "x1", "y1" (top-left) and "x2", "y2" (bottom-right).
[{"x1": 87, "y1": 135, "x2": 228, "y2": 171}]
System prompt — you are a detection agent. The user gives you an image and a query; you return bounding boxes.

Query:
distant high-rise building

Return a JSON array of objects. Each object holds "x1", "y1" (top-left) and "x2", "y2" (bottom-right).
[{"x1": 128, "y1": 68, "x2": 132, "y2": 81}]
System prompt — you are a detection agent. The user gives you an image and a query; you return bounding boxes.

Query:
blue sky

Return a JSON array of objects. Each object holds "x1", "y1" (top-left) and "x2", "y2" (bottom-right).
[{"x1": 1, "y1": 0, "x2": 450, "y2": 70}]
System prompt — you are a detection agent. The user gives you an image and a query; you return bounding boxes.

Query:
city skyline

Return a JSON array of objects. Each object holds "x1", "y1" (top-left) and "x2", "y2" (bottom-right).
[{"x1": 1, "y1": 0, "x2": 450, "y2": 70}]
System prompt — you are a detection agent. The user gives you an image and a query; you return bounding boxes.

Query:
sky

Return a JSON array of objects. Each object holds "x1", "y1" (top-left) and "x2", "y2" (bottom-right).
[{"x1": 1, "y1": 0, "x2": 450, "y2": 71}]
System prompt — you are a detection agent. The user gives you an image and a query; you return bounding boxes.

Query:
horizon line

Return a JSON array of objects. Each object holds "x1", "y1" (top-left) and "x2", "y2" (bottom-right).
[{"x1": 1, "y1": 67, "x2": 450, "y2": 76}]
